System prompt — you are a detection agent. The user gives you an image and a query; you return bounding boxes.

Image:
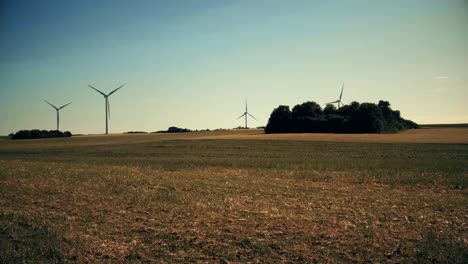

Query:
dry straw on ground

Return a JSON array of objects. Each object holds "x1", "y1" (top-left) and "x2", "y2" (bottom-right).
[{"x1": 0, "y1": 128, "x2": 467, "y2": 262}]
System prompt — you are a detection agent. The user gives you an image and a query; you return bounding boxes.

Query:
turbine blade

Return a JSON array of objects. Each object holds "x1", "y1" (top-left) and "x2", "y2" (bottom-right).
[
  {"x1": 44, "y1": 100, "x2": 58, "y2": 110},
  {"x1": 88, "y1": 85, "x2": 106, "y2": 96},
  {"x1": 59, "y1": 102, "x2": 72, "y2": 110},
  {"x1": 248, "y1": 113, "x2": 257, "y2": 120},
  {"x1": 108, "y1": 84, "x2": 124, "y2": 96},
  {"x1": 339, "y1": 84, "x2": 344, "y2": 100},
  {"x1": 327, "y1": 100, "x2": 339, "y2": 104},
  {"x1": 236, "y1": 113, "x2": 246, "y2": 120}
]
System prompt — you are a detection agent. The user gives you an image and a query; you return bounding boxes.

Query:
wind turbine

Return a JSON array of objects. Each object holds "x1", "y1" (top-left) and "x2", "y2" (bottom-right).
[
  {"x1": 327, "y1": 83, "x2": 345, "y2": 108},
  {"x1": 88, "y1": 84, "x2": 124, "y2": 135},
  {"x1": 236, "y1": 100, "x2": 256, "y2": 129},
  {"x1": 44, "y1": 100, "x2": 72, "y2": 131}
]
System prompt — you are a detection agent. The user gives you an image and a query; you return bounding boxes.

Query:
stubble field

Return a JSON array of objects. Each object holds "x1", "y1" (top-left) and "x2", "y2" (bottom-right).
[{"x1": 0, "y1": 128, "x2": 467, "y2": 263}]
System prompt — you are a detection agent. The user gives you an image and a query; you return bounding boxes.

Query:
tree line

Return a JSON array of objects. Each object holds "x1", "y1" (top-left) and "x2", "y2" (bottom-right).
[
  {"x1": 9, "y1": 130, "x2": 72, "y2": 139},
  {"x1": 265, "y1": 100, "x2": 418, "y2": 134}
]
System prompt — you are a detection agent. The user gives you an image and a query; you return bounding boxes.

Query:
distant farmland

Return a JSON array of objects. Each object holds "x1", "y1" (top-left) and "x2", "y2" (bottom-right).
[
  {"x1": 420, "y1": 123, "x2": 468, "y2": 128},
  {"x1": 0, "y1": 128, "x2": 467, "y2": 262}
]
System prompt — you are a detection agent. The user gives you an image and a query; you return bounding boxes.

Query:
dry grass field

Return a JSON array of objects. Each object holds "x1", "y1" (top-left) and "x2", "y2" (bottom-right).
[
  {"x1": 196, "y1": 127, "x2": 468, "y2": 144},
  {"x1": 0, "y1": 128, "x2": 467, "y2": 262}
]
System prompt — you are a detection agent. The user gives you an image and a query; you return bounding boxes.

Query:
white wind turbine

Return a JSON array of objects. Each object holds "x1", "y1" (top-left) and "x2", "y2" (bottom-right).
[
  {"x1": 44, "y1": 100, "x2": 72, "y2": 131},
  {"x1": 88, "y1": 84, "x2": 124, "y2": 134},
  {"x1": 327, "y1": 83, "x2": 345, "y2": 108},
  {"x1": 236, "y1": 100, "x2": 256, "y2": 128}
]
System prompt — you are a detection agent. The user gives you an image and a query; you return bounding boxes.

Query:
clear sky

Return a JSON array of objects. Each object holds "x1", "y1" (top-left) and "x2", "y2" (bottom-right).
[{"x1": 1, "y1": 0, "x2": 467, "y2": 135}]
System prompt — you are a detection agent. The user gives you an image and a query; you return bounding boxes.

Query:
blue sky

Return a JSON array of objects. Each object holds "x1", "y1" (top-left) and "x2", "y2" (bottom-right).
[{"x1": 0, "y1": 0, "x2": 467, "y2": 135}]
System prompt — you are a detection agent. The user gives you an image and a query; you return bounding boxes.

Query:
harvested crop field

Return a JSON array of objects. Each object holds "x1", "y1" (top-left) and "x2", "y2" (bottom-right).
[
  {"x1": 195, "y1": 127, "x2": 468, "y2": 144},
  {"x1": 0, "y1": 128, "x2": 467, "y2": 262}
]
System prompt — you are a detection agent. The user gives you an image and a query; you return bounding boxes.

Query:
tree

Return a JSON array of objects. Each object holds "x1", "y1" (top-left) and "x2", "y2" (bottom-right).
[
  {"x1": 324, "y1": 104, "x2": 337, "y2": 115},
  {"x1": 11, "y1": 130, "x2": 72, "y2": 139},
  {"x1": 167, "y1": 127, "x2": 191, "y2": 133},
  {"x1": 348, "y1": 103, "x2": 384, "y2": 133},
  {"x1": 265, "y1": 100, "x2": 418, "y2": 134},
  {"x1": 265, "y1": 105, "x2": 292, "y2": 134},
  {"x1": 292, "y1": 101, "x2": 323, "y2": 119}
]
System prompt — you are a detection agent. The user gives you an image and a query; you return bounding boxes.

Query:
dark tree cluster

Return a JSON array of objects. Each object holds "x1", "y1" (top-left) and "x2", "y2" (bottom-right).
[
  {"x1": 265, "y1": 100, "x2": 418, "y2": 134},
  {"x1": 124, "y1": 131, "x2": 147, "y2": 134},
  {"x1": 167, "y1": 126, "x2": 191, "y2": 133},
  {"x1": 154, "y1": 127, "x2": 192, "y2": 133},
  {"x1": 10, "y1": 130, "x2": 72, "y2": 139}
]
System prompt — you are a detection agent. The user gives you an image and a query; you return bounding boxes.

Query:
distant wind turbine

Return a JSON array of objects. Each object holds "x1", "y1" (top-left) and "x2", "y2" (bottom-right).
[
  {"x1": 236, "y1": 100, "x2": 256, "y2": 128},
  {"x1": 327, "y1": 83, "x2": 345, "y2": 108},
  {"x1": 44, "y1": 100, "x2": 72, "y2": 131},
  {"x1": 88, "y1": 84, "x2": 124, "y2": 135}
]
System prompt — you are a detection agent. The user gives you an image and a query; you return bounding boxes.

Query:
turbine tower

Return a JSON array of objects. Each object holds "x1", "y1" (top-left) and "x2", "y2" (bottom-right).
[
  {"x1": 236, "y1": 100, "x2": 256, "y2": 129},
  {"x1": 327, "y1": 83, "x2": 345, "y2": 108},
  {"x1": 44, "y1": 100, "x2": 72, "y2": 131},
  {"x1": 88, "y1": 84, "x2": 124, "y2": 135}
]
